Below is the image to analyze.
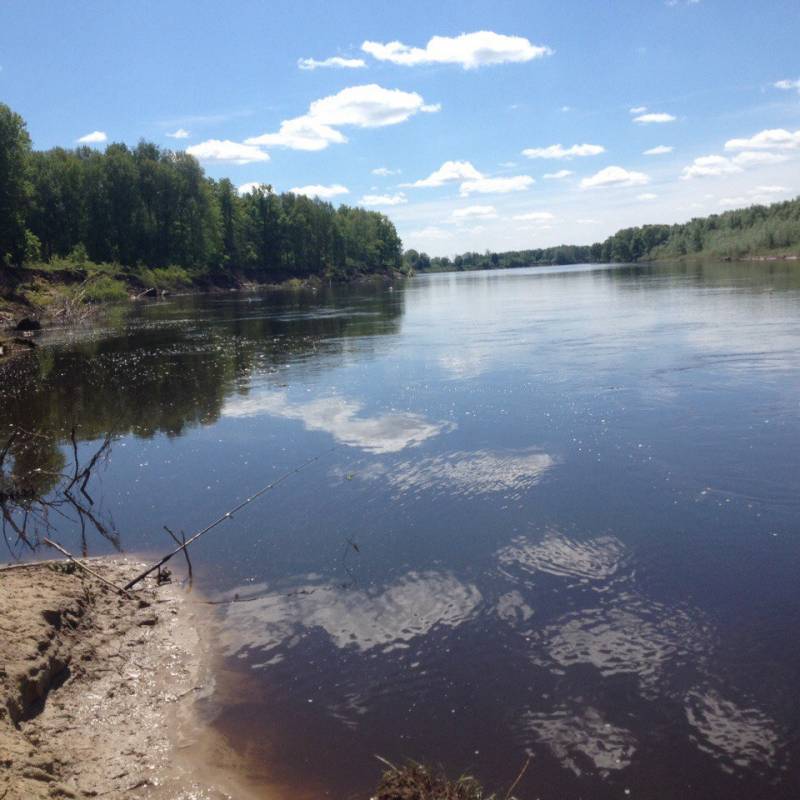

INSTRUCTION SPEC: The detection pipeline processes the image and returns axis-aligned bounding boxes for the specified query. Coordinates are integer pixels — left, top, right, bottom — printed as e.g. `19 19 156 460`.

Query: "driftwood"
43 537 136 599
124 445 338 590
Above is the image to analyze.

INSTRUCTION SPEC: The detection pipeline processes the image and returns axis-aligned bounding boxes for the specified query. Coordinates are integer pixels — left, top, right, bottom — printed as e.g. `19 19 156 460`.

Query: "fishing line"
124 444 340 590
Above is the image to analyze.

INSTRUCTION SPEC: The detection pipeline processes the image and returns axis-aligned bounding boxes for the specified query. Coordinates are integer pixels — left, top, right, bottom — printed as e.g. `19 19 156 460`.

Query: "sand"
0 557 264 800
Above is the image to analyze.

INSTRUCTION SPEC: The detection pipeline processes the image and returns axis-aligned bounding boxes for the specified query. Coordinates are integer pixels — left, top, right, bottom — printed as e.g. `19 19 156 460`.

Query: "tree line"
407 197 800 272
0 103 403 280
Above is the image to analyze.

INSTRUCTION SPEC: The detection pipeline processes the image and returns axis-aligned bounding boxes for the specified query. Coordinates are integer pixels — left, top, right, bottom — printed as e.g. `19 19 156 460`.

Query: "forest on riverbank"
408 195 800 273
0 102 404 306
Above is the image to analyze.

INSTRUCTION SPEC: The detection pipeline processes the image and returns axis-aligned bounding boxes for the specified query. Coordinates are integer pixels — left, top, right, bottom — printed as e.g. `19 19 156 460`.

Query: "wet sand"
0 557 266 799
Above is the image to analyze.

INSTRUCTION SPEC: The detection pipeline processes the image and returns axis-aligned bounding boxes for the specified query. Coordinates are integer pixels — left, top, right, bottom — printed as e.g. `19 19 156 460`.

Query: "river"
2 261 800 799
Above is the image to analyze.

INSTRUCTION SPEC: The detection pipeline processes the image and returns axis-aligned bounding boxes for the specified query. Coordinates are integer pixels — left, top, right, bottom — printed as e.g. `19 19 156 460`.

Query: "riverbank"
0 262 406 338
0 558 263 800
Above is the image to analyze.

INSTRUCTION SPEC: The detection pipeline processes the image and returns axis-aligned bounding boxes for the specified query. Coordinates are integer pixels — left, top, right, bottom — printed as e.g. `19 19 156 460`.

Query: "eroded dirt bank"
0 558 265 800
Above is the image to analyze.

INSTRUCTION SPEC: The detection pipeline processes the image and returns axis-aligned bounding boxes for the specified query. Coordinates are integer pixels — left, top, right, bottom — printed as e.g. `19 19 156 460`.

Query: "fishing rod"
124 444 339 590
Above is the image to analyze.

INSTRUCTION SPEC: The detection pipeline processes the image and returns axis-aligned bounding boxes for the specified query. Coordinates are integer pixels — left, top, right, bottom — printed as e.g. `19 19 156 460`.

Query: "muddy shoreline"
0 558 265 800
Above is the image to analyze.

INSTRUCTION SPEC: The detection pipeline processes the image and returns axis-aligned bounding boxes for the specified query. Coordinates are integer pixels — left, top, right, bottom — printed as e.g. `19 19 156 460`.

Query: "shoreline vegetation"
2 99 799 335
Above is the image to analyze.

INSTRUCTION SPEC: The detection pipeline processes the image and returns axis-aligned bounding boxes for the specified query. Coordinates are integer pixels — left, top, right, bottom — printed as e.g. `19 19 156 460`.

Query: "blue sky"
2 0 799 255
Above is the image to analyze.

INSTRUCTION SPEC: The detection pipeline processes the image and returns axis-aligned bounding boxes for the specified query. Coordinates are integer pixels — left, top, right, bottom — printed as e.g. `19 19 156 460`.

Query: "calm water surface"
2 262 800 798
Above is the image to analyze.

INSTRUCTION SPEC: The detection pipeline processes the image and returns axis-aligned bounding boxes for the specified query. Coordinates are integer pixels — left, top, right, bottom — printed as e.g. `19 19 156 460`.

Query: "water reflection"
223 392 453 454
497 531 625 584
521 706 637 776
217 570 482 659
356 448 555 497
685 687 781 775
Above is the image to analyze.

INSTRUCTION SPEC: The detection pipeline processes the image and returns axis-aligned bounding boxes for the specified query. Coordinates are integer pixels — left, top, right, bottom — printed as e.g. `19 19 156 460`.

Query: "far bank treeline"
407 195 800 273
0 103 403 286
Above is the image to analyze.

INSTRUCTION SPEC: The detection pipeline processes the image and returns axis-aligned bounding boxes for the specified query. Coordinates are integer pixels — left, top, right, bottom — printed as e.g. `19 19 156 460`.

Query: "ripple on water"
531 592 712 697
520 705 637 777
684 686 781 775
216 570 483 660
497 530 627 585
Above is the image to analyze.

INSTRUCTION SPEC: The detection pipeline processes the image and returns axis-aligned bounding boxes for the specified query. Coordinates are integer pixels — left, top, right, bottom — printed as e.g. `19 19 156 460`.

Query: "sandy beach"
0 557 263 800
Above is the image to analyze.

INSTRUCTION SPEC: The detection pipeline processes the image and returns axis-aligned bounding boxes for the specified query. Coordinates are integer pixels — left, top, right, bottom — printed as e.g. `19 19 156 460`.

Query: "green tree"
0 103 32 265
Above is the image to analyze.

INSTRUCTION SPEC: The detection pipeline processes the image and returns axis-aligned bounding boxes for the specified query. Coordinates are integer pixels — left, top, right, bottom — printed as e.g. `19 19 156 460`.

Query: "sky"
1 0 799 256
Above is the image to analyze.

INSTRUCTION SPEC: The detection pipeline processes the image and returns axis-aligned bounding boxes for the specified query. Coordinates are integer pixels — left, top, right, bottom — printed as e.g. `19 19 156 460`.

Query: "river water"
2 262 800 798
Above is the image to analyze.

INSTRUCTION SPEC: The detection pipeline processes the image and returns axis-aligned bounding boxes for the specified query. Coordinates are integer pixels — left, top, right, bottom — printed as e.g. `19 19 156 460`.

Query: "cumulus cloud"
359 192 407 206
77 130 107 143
543 169 574 180
371 166 401 176
186 139 269 164
289 184 349 199
298 55 366 70
237 181 268 195
681 155 742 179
724 128 800 151
633 112 676 124
774 78 800 93
405 160 483 188
513 211 555 221
732 151 789 166
720 185 792 207
166 128 190 139
245 84 438 152
459 175 535 196
451 205 498 220
522 143 605 160
637 193 658 200
629 105 648 114
361 31 552 70
644 145 673 155
409 226 452 240
581 166 650 189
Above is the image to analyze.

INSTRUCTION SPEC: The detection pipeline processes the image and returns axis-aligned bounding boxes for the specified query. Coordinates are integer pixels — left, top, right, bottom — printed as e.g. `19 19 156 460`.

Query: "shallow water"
3 262 800 798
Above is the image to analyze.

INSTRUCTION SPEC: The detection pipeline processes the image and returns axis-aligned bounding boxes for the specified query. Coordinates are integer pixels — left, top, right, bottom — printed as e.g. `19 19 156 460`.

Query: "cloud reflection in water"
223 392 454 453
217 571 482 661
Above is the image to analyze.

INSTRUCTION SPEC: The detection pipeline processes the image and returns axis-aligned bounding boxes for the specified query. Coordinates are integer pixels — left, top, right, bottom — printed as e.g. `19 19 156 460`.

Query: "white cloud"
681 155 742 179
732 151 789 166
361 31 553 70
724 128 800 151
77 130 107 143
371 166 401 176
720 185 793 207
359 192 407 206
513 211 555 222
237 181 268 195
405 160 483 188
522 143 605 160
633 112 676 124
643 145 673 155
637 193 658 201
166 128 190 139
580 166 650 189
774 78 800 93
289 184 349 199
459 175 535 196
409 226 452 240
577 218 600 224
629 105 648 114
186 139 269 164
297 55 366 70
245 84 438 152
421 103 442 113
451 205 498 220
543 169 574 180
